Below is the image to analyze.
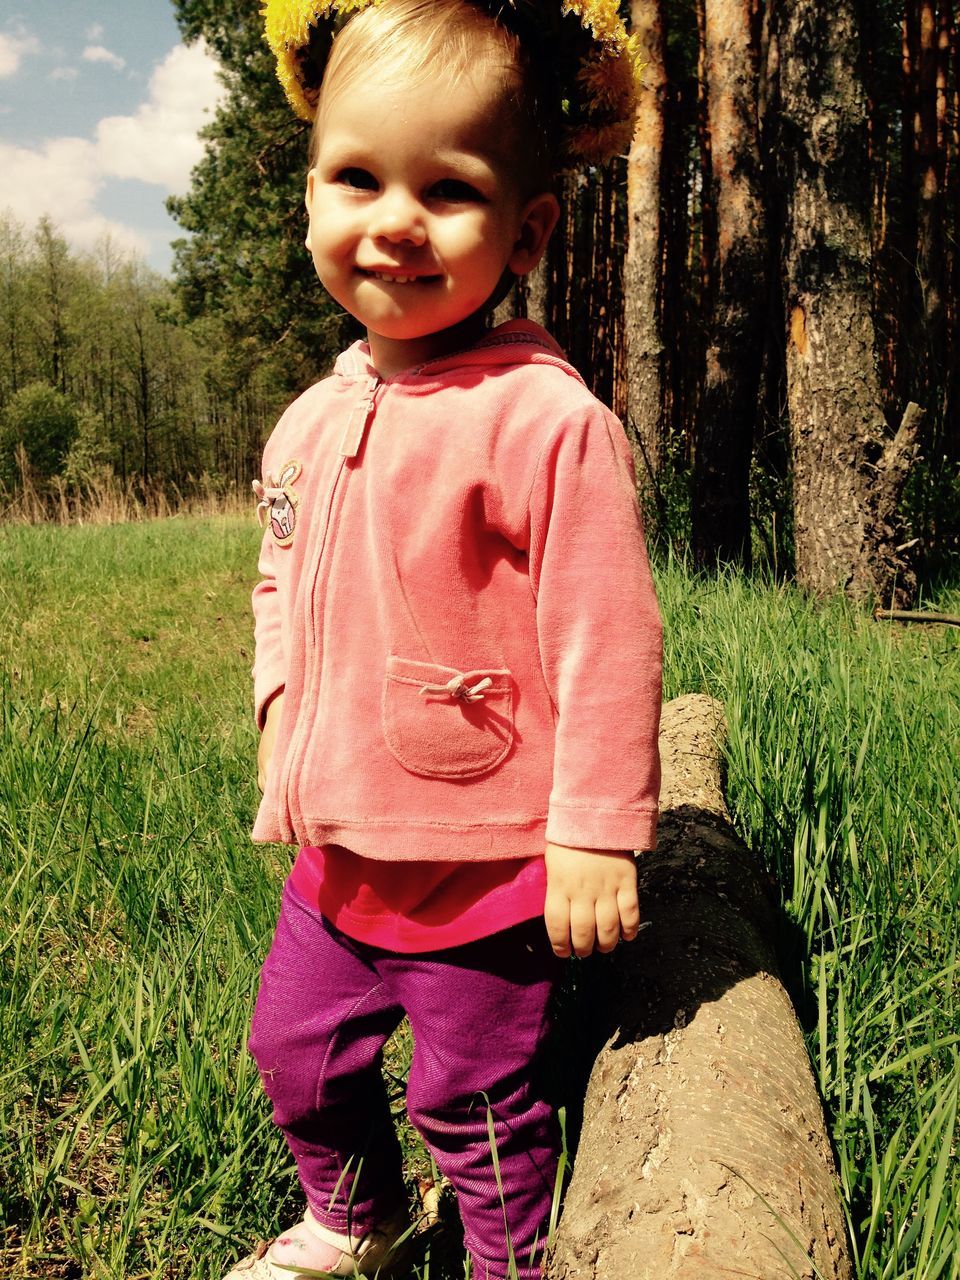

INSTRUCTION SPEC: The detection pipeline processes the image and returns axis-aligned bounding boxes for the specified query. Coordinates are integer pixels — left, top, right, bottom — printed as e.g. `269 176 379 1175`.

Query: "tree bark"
691 0 768 569
625 0 668 534
696 0 717 317
917 0 947 424
891 0 917 423
656 13 696 472
522 257 549 330
776 3 921 605
861 2 899 417
589 166 615 411
547 694 852 1280
938 0 957 450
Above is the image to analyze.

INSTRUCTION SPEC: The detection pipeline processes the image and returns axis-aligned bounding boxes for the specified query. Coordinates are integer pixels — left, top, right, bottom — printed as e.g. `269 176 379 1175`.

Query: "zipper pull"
338 380 380 458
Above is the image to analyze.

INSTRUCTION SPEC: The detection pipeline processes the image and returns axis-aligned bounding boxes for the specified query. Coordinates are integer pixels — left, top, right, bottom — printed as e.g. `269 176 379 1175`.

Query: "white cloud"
50 67 79 83
86 23 105 41
0 40 224 262
96 41 224 194
82 45 126 72
0 137 149 258
0 30 40 79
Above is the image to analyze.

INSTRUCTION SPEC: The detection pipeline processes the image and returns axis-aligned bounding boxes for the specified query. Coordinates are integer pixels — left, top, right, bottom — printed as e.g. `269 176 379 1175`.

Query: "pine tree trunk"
691 0 767 569
523 258 548 329
862 0 892 390
696 0 716 310
609 163 629 423
917 0 947 427
625 0 667 533
951 3 960 456
589 167 615 410
897 1 921 420
546 695 852 1280
939 0 958 452
659 9 691 475
777 3 922 605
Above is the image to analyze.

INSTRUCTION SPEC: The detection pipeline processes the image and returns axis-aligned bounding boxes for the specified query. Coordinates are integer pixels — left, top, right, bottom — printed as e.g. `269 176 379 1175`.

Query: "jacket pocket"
382 656 515 779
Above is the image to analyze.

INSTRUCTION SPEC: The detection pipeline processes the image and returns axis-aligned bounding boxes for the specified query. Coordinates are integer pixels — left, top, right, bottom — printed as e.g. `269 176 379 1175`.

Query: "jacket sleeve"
251 525 287 730
527 405 662 851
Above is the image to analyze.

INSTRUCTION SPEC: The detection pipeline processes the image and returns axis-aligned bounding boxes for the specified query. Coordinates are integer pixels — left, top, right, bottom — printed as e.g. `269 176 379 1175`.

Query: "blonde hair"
309 0 556 191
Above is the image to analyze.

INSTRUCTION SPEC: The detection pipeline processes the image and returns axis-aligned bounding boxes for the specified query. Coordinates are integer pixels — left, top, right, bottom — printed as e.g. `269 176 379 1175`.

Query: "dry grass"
0 460 250 527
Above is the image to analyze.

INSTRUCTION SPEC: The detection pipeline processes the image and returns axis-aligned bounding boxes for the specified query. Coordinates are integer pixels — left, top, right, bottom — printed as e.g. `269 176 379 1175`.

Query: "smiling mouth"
359 269 442 284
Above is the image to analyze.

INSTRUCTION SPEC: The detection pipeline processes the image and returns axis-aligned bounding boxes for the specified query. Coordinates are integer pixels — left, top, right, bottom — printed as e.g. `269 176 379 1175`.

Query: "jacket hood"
332 320 584 387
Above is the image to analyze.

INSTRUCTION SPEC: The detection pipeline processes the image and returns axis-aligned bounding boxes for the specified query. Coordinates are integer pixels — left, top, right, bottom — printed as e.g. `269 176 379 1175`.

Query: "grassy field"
1 517 958 1279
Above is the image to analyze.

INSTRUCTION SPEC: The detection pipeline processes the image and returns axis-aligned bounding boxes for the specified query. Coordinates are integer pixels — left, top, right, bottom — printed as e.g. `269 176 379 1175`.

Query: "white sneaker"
223 1206 413 1279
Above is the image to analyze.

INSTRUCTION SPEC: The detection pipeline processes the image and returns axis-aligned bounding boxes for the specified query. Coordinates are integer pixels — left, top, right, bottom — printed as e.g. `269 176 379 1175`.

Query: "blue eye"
337 168 377 190
430 179 484 203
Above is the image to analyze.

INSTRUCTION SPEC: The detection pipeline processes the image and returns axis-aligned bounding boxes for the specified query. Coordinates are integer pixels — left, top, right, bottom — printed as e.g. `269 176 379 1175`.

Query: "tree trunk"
625 0 668 534
656 19 695 472
589 166 615 411
691 0 768 569
36 218 70 396
522 257 549 330
777 3 922 605
0 218 27 399
862 2 898 418
917 0 947 425
952 0 960 455
695 0 716 324
897 0 920 419
938 0 958 451
546 694 852 1280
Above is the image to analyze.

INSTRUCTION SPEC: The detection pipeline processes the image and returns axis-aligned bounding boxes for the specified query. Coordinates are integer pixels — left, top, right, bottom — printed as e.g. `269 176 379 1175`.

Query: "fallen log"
873 608 960 627
547 694 852 1280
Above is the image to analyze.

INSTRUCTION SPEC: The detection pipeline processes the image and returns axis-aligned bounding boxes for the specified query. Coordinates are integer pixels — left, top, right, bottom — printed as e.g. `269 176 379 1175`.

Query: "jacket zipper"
277 377 382 841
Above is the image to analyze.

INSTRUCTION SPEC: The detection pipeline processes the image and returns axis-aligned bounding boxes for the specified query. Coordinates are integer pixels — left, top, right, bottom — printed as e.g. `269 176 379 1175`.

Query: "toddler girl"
230 1 662 1276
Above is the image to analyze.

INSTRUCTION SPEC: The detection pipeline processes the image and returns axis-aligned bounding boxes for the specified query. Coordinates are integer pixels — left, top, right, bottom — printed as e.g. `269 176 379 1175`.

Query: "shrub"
0 382 80 490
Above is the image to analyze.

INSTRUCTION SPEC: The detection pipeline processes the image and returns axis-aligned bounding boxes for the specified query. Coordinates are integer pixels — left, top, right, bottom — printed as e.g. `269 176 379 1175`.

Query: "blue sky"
0 1 224 274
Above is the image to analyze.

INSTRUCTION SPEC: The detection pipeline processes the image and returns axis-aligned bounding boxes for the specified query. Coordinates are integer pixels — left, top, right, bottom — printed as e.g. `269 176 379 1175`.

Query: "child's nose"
369 189 427 246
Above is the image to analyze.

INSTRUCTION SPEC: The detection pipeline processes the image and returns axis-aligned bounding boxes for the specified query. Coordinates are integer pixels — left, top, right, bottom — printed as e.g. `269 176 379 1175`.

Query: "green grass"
1 520 958 1278
658 559 960 1279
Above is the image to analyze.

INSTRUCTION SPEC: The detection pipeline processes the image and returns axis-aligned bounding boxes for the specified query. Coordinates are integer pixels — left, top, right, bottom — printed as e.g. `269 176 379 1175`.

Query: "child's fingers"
594 899 621 953
544 890 573 957
617 884 641 940
569 899 597 958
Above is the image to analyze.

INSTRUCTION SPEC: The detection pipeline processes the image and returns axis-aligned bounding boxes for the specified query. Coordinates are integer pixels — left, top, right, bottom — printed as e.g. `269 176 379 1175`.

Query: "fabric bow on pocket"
382 656 515 779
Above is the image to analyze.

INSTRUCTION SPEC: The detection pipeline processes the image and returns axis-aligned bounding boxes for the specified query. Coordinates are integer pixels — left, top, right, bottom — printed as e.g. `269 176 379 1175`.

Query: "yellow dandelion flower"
262 0 643 164
562 0 625 46
626 34 649 93
576 48 637 113
565 117 634 166
262 0 379 118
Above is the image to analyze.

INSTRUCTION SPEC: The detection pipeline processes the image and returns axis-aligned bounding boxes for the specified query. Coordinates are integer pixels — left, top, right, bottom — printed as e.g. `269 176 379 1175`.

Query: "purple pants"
248 881 560 1280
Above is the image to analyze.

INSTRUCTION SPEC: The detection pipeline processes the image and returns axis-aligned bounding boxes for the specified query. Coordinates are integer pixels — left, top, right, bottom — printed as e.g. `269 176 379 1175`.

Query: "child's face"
305 68 556 374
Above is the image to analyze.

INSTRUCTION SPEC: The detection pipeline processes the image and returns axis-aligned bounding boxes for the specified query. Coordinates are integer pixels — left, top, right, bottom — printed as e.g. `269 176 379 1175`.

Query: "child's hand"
258 691 285 793
543 842 640 958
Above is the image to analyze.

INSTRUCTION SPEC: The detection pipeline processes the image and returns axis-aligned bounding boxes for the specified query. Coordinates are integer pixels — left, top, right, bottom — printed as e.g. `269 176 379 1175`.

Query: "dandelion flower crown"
261 0 644 167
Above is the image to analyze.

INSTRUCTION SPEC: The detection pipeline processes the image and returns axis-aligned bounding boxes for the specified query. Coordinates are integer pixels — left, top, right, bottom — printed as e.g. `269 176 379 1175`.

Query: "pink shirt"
290 844 546 952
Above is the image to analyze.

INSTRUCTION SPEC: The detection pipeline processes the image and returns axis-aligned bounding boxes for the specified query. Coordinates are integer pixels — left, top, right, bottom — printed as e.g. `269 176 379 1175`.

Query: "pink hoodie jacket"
251 320 662 859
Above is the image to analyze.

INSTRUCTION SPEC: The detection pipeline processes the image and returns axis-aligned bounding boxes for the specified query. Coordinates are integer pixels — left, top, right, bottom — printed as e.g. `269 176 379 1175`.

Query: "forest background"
2 0 959 601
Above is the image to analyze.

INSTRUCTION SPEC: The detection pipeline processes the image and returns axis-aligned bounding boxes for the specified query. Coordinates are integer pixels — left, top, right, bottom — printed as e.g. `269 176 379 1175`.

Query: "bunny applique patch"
253 459 302 546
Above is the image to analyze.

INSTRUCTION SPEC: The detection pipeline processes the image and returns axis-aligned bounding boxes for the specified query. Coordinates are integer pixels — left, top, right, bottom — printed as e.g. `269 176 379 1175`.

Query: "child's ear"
508 192 561 276
304 168 317 251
